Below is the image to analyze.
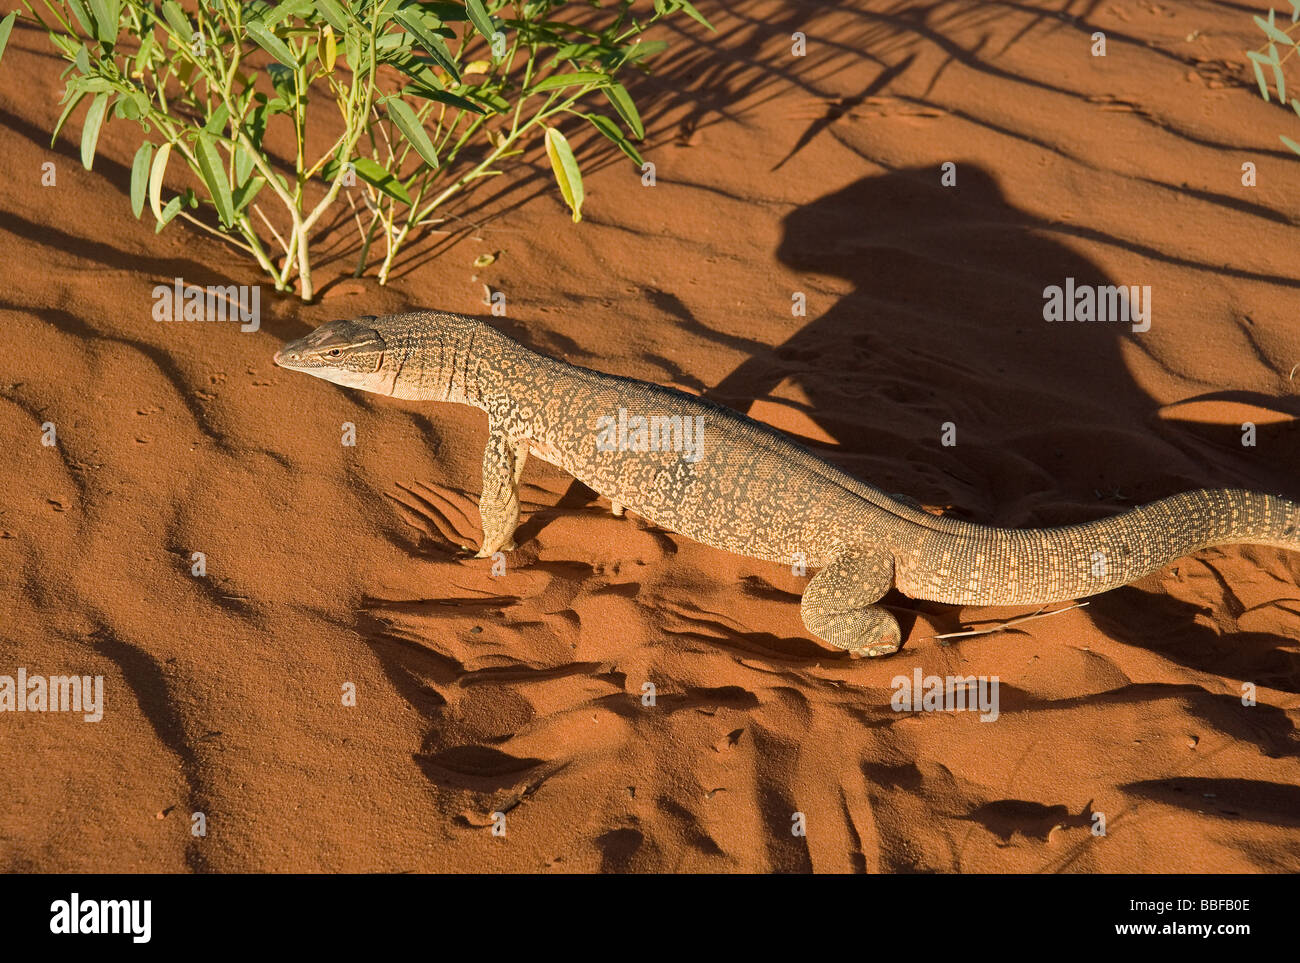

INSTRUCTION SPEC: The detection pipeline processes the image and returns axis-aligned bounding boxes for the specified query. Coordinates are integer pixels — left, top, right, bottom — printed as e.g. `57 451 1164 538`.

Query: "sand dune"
1 0 1298 872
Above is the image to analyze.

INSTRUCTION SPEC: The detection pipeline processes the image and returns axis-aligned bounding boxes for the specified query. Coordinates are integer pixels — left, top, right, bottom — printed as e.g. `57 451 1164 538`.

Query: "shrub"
1 0 711 299
1248 4 1300 156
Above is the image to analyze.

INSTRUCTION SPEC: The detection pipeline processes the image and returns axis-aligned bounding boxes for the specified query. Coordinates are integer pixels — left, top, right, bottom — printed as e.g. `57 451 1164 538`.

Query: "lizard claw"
849 638 902 658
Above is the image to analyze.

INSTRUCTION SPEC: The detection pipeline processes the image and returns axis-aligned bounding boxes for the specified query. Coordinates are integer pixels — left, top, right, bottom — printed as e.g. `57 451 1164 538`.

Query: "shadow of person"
706 164 1299 526
525 165 1298 656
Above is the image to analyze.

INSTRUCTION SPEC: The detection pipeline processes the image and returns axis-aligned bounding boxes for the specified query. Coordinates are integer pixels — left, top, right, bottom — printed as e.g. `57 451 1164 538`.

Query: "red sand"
1 1 1298 872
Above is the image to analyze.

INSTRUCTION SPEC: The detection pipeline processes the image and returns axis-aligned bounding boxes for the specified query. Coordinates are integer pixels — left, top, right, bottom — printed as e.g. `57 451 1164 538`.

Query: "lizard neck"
382 313 527 410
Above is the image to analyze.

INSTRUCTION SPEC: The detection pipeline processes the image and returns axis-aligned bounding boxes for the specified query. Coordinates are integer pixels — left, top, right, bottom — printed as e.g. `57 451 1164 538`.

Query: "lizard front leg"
800 548 901 657
476 426 529 557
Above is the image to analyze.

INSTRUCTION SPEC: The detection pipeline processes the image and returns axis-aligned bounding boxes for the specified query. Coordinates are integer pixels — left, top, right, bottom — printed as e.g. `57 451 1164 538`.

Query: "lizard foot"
474 540 516 558
800 548 901 658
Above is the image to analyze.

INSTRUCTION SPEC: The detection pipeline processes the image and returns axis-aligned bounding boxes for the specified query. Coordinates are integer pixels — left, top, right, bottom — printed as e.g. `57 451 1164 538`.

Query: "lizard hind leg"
800 548 902 658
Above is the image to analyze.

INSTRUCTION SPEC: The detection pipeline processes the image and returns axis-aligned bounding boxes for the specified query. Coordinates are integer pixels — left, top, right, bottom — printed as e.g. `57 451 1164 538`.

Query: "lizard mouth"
271 344 319 367
273 319 384 371
273 335 320 369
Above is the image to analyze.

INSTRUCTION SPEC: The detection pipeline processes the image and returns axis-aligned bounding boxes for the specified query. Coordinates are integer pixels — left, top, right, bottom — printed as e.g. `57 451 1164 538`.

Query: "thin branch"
252 203 289 255
922 602 1090 642
175 210 254 255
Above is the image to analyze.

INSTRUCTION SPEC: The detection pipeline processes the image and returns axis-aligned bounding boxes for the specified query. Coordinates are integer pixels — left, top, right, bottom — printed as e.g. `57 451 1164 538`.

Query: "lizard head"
273 317 392 393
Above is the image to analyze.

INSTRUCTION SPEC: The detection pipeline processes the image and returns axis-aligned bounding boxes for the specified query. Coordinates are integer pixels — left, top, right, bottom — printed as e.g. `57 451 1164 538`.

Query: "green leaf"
244 100 270 149
1253 59 1271 102
351 156 412 204
232 176 266 215
246 21 297 67
543 126 583 223
470 89 511 113
675 1 716 31
585 112 643 166
403 85 486 113
114 89 148 120
195 131 235 226
0 12 17 65
80 92 109 169
623 39 668 62
70 75 116 94
50 32 80 58
464 0 495 42
1274 60 1287 102
313 0 349 32
1291 97 1300 117
149 141 171 220
51 90 86 146
156 194 182 231
66 0 95 36
266 63 295 100
160 1 190 38
129 141 153 218
343 27 360 69
419 2 468 21
1281 133 1300 156
531 70 606 92
133 29 156 74
264 0 314 26
602 82 644 139
394 10 460 81
550 41 595 64
235 141 258 185
386 52 443 90
1254 14 1296 47
204 102 231 135
87 0 120 44
383 96 439 168
372 0 404 29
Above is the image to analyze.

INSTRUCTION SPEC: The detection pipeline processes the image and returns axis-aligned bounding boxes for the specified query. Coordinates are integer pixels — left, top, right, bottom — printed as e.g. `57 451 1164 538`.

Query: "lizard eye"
328 348 342 357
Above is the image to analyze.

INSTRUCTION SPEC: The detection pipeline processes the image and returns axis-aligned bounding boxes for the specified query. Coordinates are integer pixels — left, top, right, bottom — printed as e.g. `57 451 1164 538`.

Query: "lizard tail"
891 488 1300 606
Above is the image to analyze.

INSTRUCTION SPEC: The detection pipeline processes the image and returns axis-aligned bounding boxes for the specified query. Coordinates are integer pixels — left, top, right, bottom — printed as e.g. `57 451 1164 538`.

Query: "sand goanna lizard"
274 310 1300 657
